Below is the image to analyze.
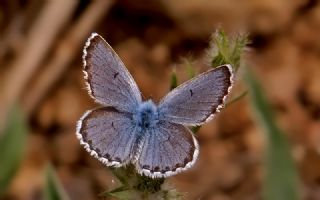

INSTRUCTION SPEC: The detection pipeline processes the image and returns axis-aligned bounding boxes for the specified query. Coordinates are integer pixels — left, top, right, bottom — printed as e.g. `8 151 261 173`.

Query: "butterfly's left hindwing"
76 107 138 167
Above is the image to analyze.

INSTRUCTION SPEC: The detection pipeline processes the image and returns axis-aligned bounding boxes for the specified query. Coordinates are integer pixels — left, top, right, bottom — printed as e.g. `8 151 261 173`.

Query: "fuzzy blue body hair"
133 100 159 132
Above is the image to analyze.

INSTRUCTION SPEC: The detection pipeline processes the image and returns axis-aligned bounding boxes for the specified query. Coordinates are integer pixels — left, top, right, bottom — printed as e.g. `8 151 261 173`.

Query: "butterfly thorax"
133 100 159 132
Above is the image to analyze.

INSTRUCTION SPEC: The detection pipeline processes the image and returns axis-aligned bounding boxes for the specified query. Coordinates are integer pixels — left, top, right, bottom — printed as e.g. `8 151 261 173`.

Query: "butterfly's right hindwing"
135 121 199 178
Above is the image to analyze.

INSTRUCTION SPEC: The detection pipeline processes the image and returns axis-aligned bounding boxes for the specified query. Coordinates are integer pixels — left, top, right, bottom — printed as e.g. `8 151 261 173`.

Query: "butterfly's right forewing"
83 33 142 112
158 65 233 126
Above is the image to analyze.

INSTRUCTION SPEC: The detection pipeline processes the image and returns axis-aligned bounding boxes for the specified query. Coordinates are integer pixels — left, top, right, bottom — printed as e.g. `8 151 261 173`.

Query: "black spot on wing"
111 122 115 130
114 72 119 79
189 89 193 97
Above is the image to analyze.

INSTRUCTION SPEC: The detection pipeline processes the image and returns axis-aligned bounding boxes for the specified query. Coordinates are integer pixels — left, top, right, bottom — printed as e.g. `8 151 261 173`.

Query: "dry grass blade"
22 0 115 116
0 0 78 132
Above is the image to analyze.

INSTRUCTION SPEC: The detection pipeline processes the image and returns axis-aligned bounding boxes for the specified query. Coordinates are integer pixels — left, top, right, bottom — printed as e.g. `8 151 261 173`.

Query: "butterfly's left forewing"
135 121 199 178
83 33 141 112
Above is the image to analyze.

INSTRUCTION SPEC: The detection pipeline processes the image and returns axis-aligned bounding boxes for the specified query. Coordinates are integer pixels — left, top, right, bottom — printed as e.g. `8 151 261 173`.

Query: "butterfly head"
133 100 159 132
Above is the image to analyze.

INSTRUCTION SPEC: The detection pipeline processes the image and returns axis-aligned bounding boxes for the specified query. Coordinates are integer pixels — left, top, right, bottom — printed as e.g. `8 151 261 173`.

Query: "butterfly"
76 33 234 178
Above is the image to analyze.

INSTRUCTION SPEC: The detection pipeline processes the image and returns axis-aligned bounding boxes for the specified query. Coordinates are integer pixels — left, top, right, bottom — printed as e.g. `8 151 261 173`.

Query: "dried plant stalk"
0 0 78 131
22 0 115 116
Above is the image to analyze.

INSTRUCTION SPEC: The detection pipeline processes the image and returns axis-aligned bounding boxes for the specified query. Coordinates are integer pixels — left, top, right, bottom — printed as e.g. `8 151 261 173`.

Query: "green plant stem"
225 90 248 107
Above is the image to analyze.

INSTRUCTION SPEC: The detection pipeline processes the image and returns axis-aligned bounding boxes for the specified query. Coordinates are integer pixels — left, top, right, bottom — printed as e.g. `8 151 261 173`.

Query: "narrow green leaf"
170 68 178 90
209 28 248 70
230 34 248 69
106 186 129 194
0 106 27 196
111 167 131 186
225 90 248 107
108 189 141 200
246 70 299 200
100 185 130 198
211 29 230 67
191 126 201 133
44 165 70 200
181 58 196 79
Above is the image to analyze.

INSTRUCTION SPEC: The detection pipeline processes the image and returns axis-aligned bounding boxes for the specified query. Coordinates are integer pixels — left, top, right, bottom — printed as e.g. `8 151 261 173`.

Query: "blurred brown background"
0 0 320 199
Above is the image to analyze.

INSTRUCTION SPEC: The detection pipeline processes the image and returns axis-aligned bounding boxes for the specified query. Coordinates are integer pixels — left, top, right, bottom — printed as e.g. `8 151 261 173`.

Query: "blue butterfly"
76 33 234 178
